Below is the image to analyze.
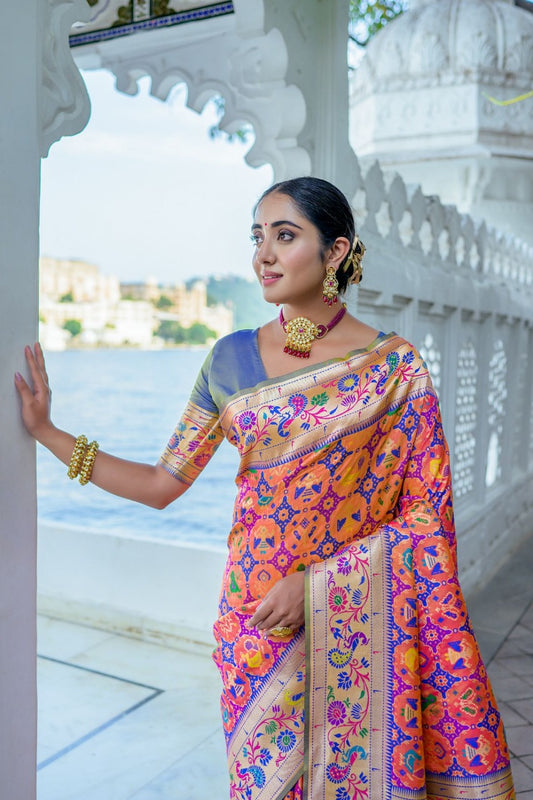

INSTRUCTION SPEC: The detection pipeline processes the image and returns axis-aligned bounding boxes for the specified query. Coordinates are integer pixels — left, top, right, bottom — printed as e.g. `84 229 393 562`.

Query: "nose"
255 235 275 264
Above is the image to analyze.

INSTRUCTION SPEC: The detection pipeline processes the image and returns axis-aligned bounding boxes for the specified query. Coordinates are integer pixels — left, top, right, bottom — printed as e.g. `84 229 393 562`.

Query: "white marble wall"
349 155 533 590
38 523 226 647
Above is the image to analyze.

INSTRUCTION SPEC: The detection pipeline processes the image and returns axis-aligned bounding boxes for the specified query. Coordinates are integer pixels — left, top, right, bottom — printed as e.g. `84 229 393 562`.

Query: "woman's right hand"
14 342 189 509
14 342 54 442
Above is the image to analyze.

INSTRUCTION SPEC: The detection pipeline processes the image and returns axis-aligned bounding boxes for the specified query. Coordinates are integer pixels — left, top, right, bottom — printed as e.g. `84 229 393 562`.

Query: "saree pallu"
159 331 515 800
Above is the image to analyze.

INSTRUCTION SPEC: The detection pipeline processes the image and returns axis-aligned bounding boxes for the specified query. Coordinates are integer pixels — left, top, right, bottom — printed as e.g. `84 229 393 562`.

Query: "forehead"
253 192 307 225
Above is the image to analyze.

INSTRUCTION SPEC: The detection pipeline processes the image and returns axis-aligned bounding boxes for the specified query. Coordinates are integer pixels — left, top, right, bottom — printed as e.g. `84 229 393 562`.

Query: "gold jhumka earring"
322 264 339 306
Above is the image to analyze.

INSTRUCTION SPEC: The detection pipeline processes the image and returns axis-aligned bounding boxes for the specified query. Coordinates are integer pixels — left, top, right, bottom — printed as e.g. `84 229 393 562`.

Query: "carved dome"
352 0 533 99
350 0 533 247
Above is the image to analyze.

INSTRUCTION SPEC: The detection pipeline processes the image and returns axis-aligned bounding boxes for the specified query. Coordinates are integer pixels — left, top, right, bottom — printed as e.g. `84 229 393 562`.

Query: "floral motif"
337 373 359 392
328 586 349 612
276 729 297 752
327 700 347 726
237 410 256 431
288 393 308 413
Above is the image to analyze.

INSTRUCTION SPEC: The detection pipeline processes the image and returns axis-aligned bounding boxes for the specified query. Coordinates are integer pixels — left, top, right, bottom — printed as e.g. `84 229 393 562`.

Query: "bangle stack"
67 435 88 479
67 434 99 485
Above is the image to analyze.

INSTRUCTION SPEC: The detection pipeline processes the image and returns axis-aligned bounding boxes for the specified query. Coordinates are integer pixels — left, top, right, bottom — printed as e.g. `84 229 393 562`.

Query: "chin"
261 287 283 304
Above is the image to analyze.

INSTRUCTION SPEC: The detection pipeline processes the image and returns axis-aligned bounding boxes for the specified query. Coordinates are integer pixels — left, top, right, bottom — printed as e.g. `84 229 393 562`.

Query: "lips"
261 271 282 285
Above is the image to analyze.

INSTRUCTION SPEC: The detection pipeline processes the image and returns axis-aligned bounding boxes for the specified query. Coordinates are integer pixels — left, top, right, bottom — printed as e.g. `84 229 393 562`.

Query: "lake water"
37 348 239 549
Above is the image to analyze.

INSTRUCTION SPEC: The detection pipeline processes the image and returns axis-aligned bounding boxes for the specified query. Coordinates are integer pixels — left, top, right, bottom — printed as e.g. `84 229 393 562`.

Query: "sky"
39 69 273 284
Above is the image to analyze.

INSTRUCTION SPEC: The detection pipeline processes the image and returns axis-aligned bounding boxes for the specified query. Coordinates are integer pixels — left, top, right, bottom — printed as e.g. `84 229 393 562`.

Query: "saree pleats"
160 332 515 799
306 514 514 800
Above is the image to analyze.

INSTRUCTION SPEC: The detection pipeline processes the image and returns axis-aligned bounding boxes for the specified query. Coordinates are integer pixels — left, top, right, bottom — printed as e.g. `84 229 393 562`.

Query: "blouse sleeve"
158 349 224 486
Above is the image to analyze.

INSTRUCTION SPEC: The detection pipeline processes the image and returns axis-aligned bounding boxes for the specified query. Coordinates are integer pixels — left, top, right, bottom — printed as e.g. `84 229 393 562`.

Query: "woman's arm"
15 343 188 509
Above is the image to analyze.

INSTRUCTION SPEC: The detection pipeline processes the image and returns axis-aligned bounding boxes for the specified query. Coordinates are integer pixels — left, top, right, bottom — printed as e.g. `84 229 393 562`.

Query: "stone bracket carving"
40 0 92 158
73 0 309 179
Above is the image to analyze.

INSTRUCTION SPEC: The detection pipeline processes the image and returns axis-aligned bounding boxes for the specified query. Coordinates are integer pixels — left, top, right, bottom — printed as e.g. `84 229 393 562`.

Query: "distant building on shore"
120 277 233 339
40 256 121 304
39 257 233 349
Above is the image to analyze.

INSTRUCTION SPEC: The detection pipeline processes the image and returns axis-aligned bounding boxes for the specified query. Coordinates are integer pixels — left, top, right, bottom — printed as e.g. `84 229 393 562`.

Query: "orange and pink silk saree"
160 330 514 800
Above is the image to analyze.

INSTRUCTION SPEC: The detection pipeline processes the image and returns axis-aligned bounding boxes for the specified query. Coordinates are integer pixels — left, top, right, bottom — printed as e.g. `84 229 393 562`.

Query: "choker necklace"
279 304 347 359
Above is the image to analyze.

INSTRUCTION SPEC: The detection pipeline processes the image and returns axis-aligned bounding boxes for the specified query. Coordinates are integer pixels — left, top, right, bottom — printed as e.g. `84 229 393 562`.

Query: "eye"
278 229 295 242
250 234 263 247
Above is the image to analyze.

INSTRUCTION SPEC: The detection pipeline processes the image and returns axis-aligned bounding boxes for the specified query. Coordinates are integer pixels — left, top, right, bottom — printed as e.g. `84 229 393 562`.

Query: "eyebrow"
251 220 304 231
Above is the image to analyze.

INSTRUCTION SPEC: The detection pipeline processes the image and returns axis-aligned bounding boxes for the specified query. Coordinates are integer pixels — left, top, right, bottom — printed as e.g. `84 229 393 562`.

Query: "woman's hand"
247 571 305 637
13 342 189 508
14 343 54 442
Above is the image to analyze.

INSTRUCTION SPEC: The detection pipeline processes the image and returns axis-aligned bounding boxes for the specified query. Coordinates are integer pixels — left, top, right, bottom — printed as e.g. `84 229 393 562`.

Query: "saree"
159 330 515 800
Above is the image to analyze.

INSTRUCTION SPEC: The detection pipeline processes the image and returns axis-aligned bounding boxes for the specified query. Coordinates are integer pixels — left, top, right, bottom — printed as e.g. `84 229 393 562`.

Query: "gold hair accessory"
279 304 347 358
344 235 366 284
79 440 99 486
67 435 88 479
322 264 339 306
270 626 293 638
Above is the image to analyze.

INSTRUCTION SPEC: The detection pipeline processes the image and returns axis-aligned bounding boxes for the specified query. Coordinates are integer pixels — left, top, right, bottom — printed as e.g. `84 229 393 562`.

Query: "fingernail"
15 372 22 382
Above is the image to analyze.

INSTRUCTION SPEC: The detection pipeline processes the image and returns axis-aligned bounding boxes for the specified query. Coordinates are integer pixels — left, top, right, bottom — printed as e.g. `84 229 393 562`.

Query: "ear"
325 236 351 269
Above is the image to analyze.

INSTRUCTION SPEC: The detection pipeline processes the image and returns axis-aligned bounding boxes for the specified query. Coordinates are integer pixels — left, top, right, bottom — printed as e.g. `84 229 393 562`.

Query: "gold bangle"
79 440 99 486
67 435 88 479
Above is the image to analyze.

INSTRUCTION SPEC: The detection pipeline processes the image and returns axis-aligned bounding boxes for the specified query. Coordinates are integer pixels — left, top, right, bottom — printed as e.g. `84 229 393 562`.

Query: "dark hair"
256 176 359 293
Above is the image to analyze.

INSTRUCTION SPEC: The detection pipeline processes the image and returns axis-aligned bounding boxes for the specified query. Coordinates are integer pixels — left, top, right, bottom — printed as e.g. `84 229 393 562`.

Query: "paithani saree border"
386 769 515 800
159 400 223 485
217 336 431 473
226 634 306 800
304 528 394 800
425 768 515 800
302 522 516 800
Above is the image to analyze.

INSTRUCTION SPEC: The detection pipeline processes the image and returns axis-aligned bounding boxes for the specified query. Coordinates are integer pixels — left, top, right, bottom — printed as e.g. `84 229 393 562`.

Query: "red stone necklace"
279 303 347 358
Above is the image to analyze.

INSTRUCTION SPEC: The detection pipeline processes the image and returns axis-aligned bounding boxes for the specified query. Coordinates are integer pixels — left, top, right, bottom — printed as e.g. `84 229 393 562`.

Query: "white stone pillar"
0 2 89 796
0 5 41 795
263 0 358 198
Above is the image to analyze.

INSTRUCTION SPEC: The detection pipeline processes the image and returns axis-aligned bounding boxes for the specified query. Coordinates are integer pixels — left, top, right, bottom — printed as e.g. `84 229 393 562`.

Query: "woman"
16 177 514 800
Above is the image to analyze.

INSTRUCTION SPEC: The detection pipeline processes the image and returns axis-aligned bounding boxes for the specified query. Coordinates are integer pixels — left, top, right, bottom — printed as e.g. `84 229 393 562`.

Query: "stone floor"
37 534 533 799
467 534 533 798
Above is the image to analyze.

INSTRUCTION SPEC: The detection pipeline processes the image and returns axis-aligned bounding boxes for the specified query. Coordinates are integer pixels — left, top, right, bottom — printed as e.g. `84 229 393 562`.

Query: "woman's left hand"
247 571 305 636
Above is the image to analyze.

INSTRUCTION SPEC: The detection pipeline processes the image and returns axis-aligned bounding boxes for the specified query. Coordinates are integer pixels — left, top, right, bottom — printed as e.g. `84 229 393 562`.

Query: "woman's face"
251 192 326 306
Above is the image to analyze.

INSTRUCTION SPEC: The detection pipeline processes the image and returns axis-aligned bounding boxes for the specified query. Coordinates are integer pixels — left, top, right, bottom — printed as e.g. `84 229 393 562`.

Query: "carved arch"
74 0 310 179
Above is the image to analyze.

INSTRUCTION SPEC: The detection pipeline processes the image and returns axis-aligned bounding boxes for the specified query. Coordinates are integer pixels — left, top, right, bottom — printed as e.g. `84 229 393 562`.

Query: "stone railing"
347 156 533 592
